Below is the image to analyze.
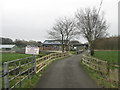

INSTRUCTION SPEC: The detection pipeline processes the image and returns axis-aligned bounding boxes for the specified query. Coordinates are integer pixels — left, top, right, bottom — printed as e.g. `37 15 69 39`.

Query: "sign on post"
25 46 39 55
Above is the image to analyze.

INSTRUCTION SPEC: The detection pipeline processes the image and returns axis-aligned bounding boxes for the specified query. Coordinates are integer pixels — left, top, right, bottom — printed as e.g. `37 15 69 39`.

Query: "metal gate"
3 55 36 89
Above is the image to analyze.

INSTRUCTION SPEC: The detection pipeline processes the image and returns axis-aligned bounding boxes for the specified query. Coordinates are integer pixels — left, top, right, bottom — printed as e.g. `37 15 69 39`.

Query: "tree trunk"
88 42 92 55
88 41 95 56
62 35 64 52
65 40 68 51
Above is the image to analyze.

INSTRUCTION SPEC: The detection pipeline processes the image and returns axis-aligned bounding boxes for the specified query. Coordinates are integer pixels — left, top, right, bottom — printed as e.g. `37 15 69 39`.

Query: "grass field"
93 51 118 64
2 53 47 63
2 53 32 63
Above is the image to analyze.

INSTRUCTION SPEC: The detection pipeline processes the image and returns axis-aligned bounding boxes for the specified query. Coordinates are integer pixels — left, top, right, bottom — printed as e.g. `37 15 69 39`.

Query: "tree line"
0 37 42 47
93 36 118 50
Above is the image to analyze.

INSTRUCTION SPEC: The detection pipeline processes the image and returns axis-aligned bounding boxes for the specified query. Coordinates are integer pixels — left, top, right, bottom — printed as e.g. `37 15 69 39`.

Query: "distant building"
71 43 88 51
40 40 70 51
0 45 18 53
69 40 88 51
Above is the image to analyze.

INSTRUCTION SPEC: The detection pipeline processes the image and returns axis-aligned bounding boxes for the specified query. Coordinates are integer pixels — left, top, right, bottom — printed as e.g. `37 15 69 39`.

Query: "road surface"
35 52 98 88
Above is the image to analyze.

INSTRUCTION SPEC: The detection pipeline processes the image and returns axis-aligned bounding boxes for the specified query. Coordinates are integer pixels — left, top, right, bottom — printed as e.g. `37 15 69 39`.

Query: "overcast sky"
0 0 119 43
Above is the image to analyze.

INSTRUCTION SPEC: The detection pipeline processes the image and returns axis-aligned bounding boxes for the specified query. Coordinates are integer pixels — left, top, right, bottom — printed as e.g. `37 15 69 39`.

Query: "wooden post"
34 55 36 73
55 53 56 59
31 55 33 72
107 61 110 76
4 62 9 89
28 57 30 79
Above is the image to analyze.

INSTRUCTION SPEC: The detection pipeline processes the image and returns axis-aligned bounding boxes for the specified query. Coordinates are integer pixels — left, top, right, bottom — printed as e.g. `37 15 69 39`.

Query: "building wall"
40 44 70 51
40 46 44 50
42 45 63 51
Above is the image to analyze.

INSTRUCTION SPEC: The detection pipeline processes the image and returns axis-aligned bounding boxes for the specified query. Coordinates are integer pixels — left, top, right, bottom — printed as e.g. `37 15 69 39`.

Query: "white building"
0 45 18 51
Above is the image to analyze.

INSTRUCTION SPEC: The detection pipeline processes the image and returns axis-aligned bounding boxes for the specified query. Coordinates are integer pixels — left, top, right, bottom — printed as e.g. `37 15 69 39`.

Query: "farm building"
0 45 18 52
69 40 88 51
71 44 88 51
40 40 70 51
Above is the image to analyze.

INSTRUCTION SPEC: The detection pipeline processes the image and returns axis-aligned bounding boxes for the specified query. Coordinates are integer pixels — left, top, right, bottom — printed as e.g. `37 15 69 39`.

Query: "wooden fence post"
107 61 110 76
55 53 56 59
4 62 9 89
34 55 36 73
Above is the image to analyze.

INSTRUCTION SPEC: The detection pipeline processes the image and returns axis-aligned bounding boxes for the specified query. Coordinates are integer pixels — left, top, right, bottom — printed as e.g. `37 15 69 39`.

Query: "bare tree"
75 8 108 55
48 17 77 52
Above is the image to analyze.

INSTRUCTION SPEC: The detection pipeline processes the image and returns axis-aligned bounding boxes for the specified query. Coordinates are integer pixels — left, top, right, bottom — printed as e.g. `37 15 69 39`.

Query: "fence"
36 52 69 73
2 52 69 89
81 55 119 88
3 56 36 89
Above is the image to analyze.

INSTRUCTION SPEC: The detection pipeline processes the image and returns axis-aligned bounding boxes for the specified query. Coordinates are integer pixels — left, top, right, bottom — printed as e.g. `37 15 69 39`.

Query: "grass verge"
80 62 116 88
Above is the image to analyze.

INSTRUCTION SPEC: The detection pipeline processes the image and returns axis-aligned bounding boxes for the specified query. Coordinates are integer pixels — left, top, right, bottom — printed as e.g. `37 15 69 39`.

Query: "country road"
35 52 98 88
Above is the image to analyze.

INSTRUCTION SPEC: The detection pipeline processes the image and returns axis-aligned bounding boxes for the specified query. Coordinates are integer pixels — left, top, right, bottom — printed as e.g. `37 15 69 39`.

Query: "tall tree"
75 8 108 55
48 17 77 52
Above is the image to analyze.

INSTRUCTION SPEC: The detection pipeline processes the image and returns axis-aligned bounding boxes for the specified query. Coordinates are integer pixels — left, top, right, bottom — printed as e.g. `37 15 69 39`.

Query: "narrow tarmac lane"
35 52 98 88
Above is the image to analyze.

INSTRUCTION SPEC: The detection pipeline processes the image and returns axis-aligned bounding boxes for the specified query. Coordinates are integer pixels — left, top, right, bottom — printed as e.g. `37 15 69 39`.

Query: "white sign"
25 46 39 55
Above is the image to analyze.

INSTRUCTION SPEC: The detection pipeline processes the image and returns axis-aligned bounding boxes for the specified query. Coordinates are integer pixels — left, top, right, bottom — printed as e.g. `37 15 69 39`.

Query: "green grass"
20 70 43 88
2 53 48 63
2 53 32 63
69 51 76 54
93 51 118 64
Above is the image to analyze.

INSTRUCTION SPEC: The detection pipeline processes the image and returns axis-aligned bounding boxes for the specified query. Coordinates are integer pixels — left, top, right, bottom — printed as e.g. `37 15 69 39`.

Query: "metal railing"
3 56 36 89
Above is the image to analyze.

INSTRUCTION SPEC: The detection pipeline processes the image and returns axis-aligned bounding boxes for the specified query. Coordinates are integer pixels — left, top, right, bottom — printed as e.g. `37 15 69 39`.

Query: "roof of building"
43 40 69 45
0 45 16 49
43 40 61 45
70 40 81 45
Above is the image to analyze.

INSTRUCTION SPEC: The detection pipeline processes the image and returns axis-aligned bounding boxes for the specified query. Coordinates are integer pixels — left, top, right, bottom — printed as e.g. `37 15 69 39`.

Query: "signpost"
25 46 39 55
25 45 39 73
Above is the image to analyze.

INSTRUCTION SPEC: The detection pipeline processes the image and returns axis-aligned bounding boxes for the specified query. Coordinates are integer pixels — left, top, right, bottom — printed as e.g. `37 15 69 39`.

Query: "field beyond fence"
93 51 118 64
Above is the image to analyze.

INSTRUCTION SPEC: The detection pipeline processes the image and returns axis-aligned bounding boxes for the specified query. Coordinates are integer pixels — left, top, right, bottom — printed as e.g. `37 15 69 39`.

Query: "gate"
3 55 36 89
